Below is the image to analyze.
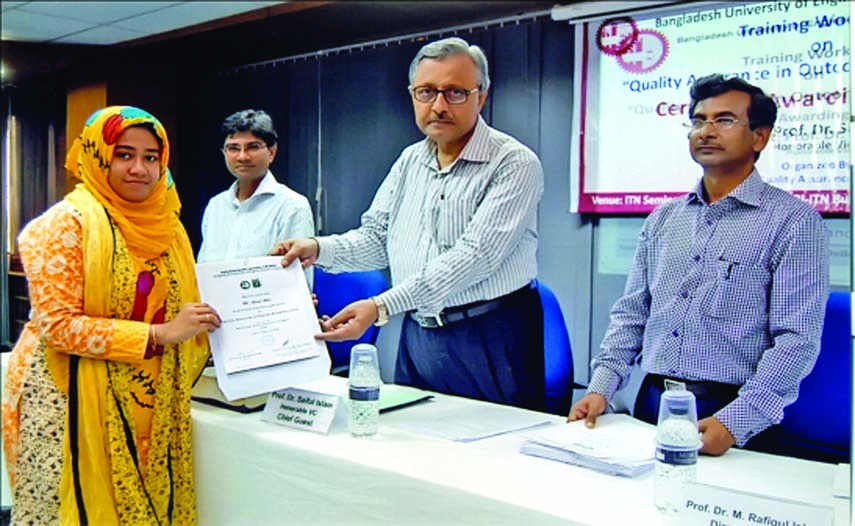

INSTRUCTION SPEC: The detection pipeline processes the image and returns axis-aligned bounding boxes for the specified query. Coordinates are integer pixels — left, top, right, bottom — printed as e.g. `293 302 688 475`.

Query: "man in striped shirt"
569 74 830 456
275 37 546 411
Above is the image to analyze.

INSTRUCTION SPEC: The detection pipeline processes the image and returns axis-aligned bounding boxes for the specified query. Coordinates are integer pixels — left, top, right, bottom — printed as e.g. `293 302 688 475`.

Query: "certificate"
196 257 322 374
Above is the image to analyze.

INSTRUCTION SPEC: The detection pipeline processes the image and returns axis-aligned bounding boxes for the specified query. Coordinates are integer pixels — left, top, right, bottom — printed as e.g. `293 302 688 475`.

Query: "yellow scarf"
49 106 209 525
64 105 180 260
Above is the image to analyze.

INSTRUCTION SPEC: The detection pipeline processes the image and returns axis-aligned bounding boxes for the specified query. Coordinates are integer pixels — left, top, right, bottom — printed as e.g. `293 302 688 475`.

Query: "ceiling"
0 1 558 85
0 0 303 83
1 1 291 45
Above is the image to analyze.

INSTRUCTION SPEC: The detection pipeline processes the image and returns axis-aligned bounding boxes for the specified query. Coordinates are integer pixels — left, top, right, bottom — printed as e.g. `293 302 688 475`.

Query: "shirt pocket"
702 257 771 320
431 198 467 251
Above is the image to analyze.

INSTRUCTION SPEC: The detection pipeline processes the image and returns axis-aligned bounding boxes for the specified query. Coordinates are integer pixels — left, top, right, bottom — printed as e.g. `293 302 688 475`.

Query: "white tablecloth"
191 377 851 526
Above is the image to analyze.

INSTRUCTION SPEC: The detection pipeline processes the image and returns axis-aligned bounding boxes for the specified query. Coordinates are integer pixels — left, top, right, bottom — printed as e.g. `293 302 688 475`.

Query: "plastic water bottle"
654 390 701 515
347 343 381 438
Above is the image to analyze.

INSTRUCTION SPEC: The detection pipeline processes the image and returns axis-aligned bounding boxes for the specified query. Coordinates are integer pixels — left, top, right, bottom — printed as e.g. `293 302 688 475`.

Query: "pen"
724 261 738 280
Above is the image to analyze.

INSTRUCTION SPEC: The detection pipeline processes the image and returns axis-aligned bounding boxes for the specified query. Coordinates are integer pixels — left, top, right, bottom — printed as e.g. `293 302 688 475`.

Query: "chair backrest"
313 267 388 373
536 280 575 416
778 291 851 464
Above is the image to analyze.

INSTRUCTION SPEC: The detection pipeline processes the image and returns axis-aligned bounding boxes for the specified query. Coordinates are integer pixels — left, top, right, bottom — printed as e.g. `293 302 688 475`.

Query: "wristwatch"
372 296 389 327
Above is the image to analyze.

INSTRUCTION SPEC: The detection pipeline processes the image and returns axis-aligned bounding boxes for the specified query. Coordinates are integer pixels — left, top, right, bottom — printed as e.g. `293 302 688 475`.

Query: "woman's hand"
156 303 221 345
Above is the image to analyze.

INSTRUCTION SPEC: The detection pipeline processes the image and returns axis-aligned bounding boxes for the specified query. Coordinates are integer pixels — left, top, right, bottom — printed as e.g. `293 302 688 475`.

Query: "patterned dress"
3 201 201 525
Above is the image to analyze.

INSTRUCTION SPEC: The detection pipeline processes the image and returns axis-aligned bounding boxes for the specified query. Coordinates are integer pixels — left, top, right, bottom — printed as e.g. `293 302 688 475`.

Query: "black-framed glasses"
682 117 750 133
223 142 267 155
409 86 480 105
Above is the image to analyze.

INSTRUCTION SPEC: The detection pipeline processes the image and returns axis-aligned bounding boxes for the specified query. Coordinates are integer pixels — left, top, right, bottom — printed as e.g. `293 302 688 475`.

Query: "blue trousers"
395 285 545 412
634 373 782 455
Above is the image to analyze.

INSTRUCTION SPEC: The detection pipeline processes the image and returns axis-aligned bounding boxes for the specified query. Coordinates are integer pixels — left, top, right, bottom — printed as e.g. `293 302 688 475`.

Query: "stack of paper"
192 367 269 413
520 414 656 477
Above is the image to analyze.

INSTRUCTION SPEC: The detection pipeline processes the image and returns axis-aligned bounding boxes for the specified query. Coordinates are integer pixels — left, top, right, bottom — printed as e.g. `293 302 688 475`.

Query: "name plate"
679 482 833 526
261 388 343 434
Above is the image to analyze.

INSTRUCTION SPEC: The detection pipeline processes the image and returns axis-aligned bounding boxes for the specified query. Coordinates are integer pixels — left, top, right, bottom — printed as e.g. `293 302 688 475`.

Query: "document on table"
388 402 552 442
196 257 330 400
520 413 656 477
833 463 850 498
378 384 434 414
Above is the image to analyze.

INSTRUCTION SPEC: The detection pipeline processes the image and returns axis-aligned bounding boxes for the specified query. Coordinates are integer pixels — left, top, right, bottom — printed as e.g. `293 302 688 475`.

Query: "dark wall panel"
177 65 293 251
285 59 320 212
534 20 593 383
489 23 542 154
4 83 64 232
318 43 422 234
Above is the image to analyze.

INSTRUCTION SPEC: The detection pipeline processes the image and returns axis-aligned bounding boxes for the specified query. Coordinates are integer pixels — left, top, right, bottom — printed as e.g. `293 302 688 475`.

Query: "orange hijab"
65 105 180 260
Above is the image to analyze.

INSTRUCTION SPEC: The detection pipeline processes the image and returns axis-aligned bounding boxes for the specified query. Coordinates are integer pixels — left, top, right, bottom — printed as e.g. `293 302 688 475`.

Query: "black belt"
409 282 535 329
644 373 740 399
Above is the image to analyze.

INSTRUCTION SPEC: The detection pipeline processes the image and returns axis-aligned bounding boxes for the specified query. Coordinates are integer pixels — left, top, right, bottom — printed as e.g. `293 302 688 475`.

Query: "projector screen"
570 0 851 214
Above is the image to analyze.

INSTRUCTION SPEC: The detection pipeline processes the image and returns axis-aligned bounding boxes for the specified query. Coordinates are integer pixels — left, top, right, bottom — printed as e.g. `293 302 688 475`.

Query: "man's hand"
698 416 736 456
567 393 608 428
315 299 377 341
270 238 319 268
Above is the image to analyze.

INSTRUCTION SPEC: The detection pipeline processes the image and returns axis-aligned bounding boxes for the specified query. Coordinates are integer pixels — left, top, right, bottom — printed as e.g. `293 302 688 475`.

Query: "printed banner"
571 0 851 214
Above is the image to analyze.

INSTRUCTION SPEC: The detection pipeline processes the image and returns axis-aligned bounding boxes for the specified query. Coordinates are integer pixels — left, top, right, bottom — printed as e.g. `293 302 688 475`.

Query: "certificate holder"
196 256 330 400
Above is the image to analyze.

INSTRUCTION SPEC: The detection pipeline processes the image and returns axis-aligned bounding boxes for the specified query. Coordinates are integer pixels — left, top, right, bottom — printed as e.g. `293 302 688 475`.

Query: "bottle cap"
657 390 697 421
348 343 380 382
655 389 701 449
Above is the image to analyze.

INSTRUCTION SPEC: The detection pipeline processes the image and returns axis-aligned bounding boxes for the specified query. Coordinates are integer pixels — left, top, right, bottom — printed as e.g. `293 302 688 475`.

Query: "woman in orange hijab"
3 106 220 525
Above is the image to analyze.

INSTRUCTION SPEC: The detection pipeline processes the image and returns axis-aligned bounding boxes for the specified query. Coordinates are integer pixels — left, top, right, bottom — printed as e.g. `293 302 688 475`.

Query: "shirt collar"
415 115 491 170
687 169 763 208
230 171 277 206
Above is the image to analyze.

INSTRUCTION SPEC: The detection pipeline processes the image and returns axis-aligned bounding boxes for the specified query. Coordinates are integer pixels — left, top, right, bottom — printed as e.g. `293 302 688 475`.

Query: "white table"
191 377 851 526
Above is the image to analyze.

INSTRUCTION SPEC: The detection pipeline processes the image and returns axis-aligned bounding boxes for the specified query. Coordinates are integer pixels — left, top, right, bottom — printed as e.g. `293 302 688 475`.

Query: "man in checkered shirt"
569 74 830 456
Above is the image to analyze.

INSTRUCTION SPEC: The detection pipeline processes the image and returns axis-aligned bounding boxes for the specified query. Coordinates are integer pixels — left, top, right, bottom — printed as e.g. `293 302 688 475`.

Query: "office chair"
536 280 583 416
313 267 388 375
778 291 851 464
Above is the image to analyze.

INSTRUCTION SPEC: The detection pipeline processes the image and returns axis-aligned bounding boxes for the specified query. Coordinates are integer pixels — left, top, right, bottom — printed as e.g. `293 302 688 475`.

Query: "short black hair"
221 109 278 147
688 74 777 130
689 74 777 161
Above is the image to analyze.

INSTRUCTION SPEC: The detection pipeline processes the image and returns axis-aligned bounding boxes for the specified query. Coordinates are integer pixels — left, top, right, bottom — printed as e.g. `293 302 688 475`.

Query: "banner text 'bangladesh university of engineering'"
571 0 850 214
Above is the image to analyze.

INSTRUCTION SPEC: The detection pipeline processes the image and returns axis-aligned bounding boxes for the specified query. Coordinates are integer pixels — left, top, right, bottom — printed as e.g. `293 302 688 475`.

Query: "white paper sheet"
388 402 552 442
833 463 851 499
196 256 330 400
520 413 656 477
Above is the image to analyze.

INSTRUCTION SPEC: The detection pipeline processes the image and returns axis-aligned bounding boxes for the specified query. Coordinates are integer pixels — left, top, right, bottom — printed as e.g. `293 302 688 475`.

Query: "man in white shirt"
198 110 315 273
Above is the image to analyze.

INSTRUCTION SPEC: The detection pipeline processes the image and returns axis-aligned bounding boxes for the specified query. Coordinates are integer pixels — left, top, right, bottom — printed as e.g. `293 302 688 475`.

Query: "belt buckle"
413 312 444 328
664 379 687 391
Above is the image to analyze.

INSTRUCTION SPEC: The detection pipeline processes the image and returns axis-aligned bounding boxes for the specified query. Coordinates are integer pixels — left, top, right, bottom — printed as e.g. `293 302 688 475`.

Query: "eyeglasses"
683 117 750 132
409 86 480 105
223 142 267 155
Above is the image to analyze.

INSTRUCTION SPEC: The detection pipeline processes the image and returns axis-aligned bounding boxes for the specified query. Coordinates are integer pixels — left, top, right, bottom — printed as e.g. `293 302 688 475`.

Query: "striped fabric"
588 170 830 446
316 116 543 316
